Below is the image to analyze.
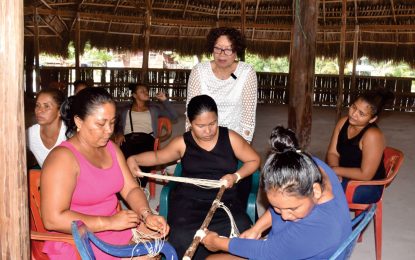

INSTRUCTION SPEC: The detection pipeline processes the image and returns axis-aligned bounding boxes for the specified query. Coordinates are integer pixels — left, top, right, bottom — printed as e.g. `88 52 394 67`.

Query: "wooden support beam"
390 0 397 24
39 0 53 9
351 25 359 103
25 40 35 96
241 0 246 61
38 15 63 41
24 7 415 32
107 0 122 33
254 0 260 22
56 15 69 32
75 12 80 80
354 0 358 24
336 0 347 121
0 0 29 258
288 0 318 149
141 0 152 83
34 8 40 92
183 0 190 18
216 0 222 20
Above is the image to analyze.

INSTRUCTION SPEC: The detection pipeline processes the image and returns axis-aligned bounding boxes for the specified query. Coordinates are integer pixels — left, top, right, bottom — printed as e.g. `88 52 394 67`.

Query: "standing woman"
128 95 260 259
28 88 67 167
186 27 257 143
41 88 169 259
117 83 178 186
326 88 394 203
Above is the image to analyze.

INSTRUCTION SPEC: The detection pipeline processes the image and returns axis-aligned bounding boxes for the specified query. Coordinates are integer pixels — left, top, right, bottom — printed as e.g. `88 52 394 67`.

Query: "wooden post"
75 13 81 80
240 0 246 62
351 25 359 104
288 0 319 149
336 0 347 121
141 0 152 83
0 0 30 259
34 8 40 91
25 41 35 97
141 17 150 83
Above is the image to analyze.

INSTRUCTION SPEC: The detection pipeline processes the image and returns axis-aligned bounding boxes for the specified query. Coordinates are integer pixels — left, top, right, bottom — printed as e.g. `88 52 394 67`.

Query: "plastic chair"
29 169 78 260
149 117 173 198
329 204 377 260
159 161 260 224
71 220 178 259
345 147 404 260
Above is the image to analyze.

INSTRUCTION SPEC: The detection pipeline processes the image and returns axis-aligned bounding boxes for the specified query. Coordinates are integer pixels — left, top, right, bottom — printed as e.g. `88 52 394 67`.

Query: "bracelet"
234 172 242 183
140 208 153 223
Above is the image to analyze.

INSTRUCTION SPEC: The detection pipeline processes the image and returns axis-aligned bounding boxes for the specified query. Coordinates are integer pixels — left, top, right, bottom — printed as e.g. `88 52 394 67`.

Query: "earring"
77 127 80 132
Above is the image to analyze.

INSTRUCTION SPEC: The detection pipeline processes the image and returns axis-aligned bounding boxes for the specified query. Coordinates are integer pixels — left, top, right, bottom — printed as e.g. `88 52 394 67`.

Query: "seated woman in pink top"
41 87 169 259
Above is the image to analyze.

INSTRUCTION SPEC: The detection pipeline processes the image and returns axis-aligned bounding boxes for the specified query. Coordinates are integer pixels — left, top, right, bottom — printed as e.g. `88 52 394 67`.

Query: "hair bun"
269 126 299 153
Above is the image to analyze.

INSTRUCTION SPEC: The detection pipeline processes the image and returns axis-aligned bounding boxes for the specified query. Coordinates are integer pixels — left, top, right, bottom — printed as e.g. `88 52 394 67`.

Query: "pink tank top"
43 141 132 259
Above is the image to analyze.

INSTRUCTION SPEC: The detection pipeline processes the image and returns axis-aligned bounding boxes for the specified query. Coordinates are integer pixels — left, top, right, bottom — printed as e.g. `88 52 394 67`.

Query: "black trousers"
120 132 155 187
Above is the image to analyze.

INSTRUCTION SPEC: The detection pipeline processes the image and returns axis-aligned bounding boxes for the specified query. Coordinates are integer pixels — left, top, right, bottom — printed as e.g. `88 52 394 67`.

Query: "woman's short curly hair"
206 27 246 59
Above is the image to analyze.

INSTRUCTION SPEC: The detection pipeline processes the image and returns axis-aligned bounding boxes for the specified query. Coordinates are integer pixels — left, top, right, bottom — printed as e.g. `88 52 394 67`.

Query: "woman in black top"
127 95 260 259
326 88 394 203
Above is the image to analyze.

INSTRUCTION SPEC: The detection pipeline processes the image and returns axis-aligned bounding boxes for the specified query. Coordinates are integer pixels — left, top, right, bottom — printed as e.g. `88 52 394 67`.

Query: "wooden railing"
36 67 415 112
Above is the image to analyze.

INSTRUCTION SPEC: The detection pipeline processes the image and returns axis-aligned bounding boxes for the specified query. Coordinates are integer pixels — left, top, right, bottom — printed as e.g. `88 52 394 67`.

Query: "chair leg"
354 210 364 243
375 202 383 260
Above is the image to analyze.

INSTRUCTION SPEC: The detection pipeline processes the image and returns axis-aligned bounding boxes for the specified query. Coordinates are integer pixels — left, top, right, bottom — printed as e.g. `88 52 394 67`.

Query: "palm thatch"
24 0 415 64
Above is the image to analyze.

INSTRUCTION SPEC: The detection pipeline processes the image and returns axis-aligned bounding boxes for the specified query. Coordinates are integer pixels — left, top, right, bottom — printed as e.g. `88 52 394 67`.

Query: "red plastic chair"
149 117 173 198
29 169 79 259
345 147 404 260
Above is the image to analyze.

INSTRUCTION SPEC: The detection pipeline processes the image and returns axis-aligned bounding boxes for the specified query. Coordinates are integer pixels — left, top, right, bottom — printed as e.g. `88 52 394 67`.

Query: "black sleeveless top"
177 126 238 200
336 120 385 180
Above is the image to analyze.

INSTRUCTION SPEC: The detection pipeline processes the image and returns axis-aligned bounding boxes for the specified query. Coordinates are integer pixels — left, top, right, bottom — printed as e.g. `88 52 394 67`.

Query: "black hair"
128 82 149 94
356 88 394 118
36 88 66 109
187 95 218 123
73 80 90 94
61 87 115 138
73 80 87 87
262 126 322 197
206 27 246 59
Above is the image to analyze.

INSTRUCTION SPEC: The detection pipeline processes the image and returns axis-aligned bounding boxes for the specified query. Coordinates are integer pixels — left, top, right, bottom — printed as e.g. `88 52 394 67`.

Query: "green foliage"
245 53 289 73
43 45 415 80
315 57 339 74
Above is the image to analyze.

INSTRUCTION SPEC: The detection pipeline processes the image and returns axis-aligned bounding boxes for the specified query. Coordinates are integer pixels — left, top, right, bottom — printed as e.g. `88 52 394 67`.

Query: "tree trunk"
288 0 319 149
0 0 30 258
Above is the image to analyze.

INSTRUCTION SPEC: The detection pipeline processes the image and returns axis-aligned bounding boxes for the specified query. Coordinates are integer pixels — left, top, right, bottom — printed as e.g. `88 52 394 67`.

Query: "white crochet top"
27 122 67 167
186 61 257 142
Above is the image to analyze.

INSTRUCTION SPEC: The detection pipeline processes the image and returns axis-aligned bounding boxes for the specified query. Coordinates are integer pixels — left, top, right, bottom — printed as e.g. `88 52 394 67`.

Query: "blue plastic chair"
71 220 178 260
159 161 260 223
329 204 377 260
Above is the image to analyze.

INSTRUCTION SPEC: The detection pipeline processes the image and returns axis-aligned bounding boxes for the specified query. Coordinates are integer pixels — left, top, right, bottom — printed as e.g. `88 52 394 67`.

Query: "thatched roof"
24 0 415 64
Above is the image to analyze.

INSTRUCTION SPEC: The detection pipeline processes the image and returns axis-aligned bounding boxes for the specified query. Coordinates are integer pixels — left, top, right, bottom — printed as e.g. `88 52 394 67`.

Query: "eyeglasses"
213 47 234 56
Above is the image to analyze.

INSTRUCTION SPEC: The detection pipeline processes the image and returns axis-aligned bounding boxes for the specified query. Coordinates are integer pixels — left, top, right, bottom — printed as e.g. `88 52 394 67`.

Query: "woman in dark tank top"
326 88 394 203
127 95 260 259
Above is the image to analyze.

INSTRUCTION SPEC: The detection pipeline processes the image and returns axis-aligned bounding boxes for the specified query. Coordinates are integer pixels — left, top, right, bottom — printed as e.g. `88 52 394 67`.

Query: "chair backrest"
383 147 404 188
157 117 172 142
29 169 47 232
153 117 172 151
71 220 178 259
329 204 377 260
